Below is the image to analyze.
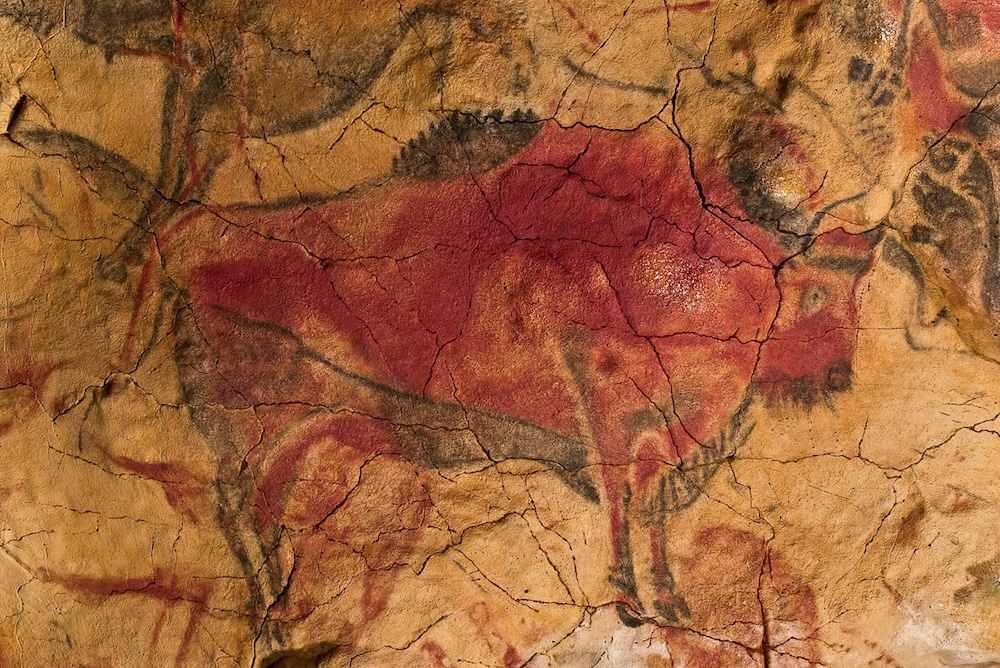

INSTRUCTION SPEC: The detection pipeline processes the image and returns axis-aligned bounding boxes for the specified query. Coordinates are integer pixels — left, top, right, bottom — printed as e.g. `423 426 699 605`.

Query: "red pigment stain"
43 567 209 662
120 235 161 365
552 0 601 44
907 30 969 134
0 361 64 414
421 641 451 667
251 415 396 531
661 525 821 665
107 454 203 522
924 0 1000 34
637 0 714 16
118 0 194 70
467 602 523 666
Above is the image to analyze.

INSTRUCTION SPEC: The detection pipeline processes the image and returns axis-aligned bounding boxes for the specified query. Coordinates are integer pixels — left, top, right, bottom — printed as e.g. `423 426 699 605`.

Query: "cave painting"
157 115 878 648
3 0 1000 665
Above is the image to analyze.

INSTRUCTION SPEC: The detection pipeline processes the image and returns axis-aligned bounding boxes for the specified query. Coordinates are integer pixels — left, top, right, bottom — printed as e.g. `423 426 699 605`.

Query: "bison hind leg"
649 517 691 625
607 485 643 609
653 595 691 624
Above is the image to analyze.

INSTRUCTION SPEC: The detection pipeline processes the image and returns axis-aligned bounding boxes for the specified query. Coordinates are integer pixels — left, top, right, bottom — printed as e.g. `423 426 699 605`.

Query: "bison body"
164 119 876 620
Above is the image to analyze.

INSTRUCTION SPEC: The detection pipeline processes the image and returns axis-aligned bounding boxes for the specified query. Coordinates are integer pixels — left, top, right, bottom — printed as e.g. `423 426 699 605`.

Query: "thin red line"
637 0 713 16
552 0 601 45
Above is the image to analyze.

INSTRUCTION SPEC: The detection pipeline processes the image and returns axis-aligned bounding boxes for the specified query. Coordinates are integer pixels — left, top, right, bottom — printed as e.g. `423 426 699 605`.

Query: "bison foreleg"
607 483 647 626
649 518 690 623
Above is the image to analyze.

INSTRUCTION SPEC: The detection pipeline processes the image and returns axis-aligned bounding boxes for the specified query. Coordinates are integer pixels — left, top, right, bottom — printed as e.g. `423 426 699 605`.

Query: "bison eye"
799 284 829 316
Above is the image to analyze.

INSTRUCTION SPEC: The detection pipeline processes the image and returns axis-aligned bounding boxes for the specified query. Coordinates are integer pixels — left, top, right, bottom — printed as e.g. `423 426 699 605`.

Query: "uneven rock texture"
1 1 999 666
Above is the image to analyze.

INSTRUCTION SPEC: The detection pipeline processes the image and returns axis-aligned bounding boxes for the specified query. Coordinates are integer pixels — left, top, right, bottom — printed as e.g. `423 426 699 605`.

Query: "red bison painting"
156 114 878 629
6 0 1000 663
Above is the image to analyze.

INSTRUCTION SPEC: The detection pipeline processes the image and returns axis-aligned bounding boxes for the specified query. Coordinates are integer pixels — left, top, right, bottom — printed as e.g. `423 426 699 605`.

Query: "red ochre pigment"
171 121 873 447
164 120 877 629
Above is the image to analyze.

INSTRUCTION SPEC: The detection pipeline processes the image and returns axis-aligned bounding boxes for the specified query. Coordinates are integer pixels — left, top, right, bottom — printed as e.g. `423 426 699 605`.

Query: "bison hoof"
608 568 640 604
616 603 645 628
654 594 691 623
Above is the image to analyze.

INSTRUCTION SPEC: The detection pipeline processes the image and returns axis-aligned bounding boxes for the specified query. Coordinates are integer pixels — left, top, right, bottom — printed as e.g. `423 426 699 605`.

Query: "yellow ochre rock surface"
1 1 999 666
